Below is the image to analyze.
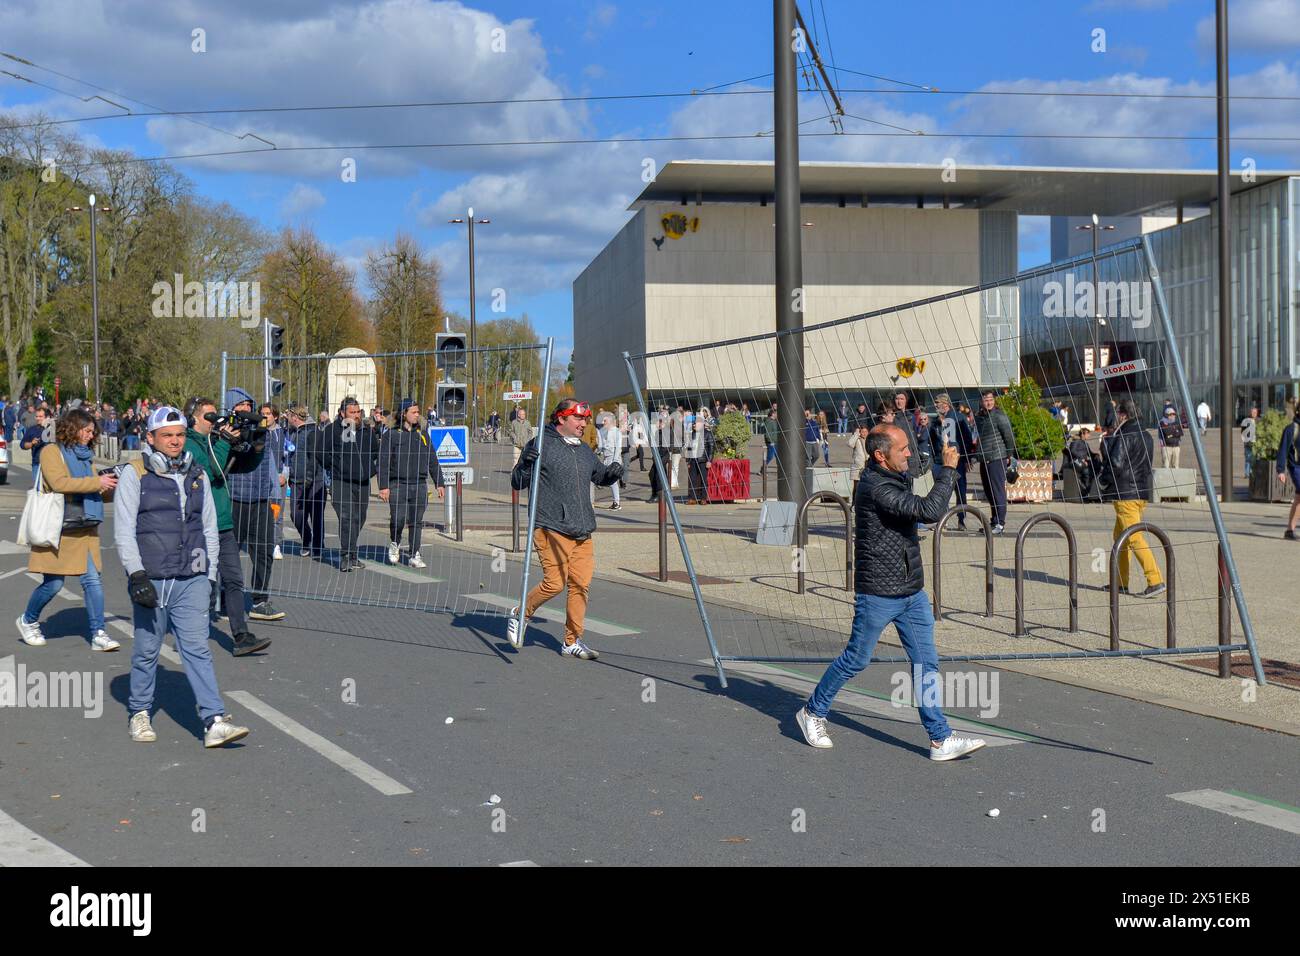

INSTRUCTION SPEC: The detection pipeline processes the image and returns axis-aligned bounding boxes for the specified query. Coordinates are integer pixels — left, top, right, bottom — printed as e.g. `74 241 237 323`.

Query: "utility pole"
1077 214 1115 425
449 209 490 434
87 194 102 406
774 0 806 505
1216 0 1234 498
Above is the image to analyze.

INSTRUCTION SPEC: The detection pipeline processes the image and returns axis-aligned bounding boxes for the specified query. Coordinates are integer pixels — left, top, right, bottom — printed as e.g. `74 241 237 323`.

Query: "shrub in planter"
712 411 752 460
995 377 1066 463
708 411 752 501
1250 409 1290 501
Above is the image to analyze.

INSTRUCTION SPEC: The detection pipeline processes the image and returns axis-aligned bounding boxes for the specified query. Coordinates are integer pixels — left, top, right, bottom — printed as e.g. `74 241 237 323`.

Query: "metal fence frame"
622 238 1268 686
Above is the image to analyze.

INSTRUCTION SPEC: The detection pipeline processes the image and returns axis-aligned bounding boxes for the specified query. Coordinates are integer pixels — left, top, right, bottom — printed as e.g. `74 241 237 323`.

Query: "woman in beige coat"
17 408 120 650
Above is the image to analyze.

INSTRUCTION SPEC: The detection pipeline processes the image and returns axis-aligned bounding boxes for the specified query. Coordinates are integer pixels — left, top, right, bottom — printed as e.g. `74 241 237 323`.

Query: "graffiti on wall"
652 212 702 250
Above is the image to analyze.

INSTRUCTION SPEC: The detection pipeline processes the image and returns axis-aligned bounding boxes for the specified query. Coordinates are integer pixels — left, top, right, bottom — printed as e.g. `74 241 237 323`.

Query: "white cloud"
278 183 325 220
1196 0 1300 52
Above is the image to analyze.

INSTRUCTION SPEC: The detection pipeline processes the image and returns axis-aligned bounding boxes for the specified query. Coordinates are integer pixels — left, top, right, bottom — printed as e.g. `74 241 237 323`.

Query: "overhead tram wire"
51 126 1300 171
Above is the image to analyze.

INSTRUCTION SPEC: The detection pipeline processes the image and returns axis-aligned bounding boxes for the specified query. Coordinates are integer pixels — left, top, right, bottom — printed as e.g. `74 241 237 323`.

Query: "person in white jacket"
597 414 624 510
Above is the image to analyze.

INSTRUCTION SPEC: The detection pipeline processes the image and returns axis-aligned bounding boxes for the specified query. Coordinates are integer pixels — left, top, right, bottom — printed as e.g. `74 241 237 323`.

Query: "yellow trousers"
1112 500 1163 589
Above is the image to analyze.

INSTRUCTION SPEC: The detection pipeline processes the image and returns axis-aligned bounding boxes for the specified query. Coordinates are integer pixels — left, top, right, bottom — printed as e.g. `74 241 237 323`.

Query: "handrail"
932 505 993 621
1109 521 1175 650
796 490 852 594
1014 513 1079 637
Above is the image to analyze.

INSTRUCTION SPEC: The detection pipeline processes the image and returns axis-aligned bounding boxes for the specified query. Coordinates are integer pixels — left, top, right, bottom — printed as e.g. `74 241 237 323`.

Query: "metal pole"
1218 543 1232 678
468 208 478 437
263 315 271 405
774 0 806 506
1216 0 1234 500
455 471 464 542
88 195 102 406
220 352 228 414
511 487 520 553
1143 235 1266 685
1092 224 1101 423
658 492 668 582
625 351 728 689
515 339 554 648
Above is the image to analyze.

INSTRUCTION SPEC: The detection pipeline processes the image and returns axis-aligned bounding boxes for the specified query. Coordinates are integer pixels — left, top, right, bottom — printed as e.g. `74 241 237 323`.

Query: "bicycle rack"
796 491 852 594
932 505 993 622
1109 521 1175 650
1014 513 1079 637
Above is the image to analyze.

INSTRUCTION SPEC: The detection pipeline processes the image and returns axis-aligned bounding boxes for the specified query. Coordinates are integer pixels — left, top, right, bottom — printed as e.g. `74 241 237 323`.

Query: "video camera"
204 409 267 447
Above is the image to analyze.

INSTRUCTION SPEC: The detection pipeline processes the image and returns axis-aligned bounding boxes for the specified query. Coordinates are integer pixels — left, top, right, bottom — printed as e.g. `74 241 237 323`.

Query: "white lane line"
0 566 31 580
499 859 540 866
0 807 91 867
717 659 1028 747
1169 790 1300 836
226 690 413 797
24 572 78 601
367 562 445 585
471 593 641 637
0 540 29 555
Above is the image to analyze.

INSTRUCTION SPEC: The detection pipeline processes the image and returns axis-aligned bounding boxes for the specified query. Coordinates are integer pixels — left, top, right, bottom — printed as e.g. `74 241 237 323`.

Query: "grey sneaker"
1139 583 1168 599
90 629 120 652
560 639 599 660
203 714 250 748
795 706 833 748
129 711 157 743
248 602 285 621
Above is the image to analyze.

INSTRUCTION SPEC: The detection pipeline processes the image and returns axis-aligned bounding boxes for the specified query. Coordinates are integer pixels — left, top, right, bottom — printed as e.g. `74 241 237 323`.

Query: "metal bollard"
658 493 668 582
455 471 464 542
1014 513 1078 637
1218 542 1231 678
795 491 852 595
511 487 520 553
932 505 993 622
1109 521 1175 651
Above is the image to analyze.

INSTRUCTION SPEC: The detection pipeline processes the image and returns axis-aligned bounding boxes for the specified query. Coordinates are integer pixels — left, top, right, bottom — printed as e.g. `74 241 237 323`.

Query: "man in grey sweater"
507 399 623 659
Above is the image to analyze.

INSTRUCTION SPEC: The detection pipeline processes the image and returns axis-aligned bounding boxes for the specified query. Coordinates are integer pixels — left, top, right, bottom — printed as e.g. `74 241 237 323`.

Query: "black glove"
605 461 625 483
128 571 158 608
520 445 539 466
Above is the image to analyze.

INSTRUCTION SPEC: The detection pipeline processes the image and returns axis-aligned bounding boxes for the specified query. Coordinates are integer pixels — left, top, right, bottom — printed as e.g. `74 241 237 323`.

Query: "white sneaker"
203 714 250 748
929 734 986 762
16 615 46 647
506 606 525 649
409 553 426 569
795 706 833 748
90 629 120 652
129 711 157 743
272 545 283 560
560 639 599 660
387 541 400 564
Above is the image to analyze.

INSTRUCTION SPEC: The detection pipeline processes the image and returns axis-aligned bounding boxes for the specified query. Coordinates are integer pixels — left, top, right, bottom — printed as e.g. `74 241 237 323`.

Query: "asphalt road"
1 459 1296 866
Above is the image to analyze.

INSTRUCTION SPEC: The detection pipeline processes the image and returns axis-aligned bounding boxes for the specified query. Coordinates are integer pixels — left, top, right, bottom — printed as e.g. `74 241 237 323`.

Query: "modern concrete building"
574 160 1300 419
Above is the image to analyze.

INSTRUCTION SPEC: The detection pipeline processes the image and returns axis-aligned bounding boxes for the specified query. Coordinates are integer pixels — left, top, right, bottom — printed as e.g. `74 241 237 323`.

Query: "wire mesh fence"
217 341 552 625
623 237 1265 686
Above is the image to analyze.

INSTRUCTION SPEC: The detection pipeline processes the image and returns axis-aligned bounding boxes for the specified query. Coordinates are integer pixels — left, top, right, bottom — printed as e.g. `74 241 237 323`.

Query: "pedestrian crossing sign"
429 425 469 465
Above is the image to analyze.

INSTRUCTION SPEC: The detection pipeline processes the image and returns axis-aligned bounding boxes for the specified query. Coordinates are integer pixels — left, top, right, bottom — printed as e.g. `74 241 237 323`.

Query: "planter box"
1006 459 1054 503
707 457 751 502
1250 463 1290 502
1152 467 1198 502
805 466 853 500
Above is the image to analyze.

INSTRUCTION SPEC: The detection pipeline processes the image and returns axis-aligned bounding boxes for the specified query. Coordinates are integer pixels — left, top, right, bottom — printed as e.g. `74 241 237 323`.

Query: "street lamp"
1076 213 1116 426
448 208 490 434
66 194 111 407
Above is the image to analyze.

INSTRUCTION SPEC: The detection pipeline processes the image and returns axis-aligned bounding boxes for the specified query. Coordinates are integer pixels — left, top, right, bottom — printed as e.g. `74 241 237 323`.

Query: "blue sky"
3 0 1299 368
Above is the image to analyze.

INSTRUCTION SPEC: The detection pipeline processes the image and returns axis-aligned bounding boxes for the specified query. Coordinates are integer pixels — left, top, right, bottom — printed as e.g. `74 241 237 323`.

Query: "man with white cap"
114 405 250 748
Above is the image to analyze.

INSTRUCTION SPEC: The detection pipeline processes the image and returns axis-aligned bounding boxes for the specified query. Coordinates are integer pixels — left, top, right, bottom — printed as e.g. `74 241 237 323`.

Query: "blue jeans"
807 590 952 742
764 444 778 466
128 575 225 721
24 558 105 634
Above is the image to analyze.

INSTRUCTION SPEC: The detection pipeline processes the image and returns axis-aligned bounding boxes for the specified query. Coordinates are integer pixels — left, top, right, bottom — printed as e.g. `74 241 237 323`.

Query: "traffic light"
437 382 467 423
266 320 286 399
436 332 467 379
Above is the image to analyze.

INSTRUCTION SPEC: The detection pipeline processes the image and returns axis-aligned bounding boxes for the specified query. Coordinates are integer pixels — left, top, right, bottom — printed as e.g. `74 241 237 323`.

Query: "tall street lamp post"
448 209 490 433
66 194 111 406
1076 214 1115 425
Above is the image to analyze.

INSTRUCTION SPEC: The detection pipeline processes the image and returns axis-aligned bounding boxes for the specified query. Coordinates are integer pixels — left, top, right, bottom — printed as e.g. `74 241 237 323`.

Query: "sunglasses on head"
556 402 592 419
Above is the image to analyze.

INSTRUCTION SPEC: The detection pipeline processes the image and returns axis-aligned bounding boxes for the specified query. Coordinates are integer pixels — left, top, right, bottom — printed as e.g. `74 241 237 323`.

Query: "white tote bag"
17 464 64 549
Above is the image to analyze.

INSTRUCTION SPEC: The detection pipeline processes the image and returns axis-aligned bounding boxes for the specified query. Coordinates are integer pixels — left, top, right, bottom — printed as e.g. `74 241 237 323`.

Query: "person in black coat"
320 397 381 571
1101 400 1164 597
794 424 986 760
378 399 444 567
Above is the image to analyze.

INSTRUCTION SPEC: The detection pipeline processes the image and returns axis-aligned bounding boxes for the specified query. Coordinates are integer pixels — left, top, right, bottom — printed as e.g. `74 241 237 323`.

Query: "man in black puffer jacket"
321 398 380 571
795 423 986 762
1101 400 1165 597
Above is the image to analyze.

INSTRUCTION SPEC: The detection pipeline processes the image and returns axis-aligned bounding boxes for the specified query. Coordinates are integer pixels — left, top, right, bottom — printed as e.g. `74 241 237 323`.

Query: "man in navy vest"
114 406 250 748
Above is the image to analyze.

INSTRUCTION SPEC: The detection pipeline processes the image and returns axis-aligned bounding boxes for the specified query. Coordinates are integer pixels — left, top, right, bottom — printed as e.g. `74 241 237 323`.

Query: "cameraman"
224 388 285 621
183 396 272 657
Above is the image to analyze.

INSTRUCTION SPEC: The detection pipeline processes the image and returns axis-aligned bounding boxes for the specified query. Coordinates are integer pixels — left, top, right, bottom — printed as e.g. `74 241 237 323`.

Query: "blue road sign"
429 425 469 465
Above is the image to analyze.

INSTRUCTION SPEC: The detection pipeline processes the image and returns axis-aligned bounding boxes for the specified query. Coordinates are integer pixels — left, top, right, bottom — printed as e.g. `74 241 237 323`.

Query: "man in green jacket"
183 396 271 657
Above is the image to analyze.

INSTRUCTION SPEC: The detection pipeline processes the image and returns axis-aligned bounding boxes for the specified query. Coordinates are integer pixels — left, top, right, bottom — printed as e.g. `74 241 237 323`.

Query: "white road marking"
1169 790 1300 836
470 593 641 636
24 572 78 601
0 540 29 555
226 690 413 796
0 806 91 867
368 562 445 585
0 566 31 580
107 617 181 664
499 859 540 866
717 660 1028 747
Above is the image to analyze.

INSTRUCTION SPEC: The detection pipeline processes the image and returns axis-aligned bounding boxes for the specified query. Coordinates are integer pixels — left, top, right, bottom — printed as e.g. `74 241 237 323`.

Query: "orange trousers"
525 528 595 645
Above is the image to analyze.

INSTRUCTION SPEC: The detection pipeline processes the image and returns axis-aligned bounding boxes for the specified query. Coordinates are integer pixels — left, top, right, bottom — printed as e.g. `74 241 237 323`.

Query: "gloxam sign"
50 886 151 936
1042 275 1150 328
151 274 261 327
